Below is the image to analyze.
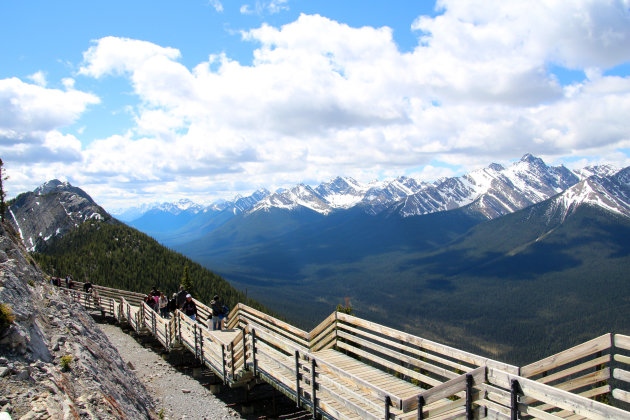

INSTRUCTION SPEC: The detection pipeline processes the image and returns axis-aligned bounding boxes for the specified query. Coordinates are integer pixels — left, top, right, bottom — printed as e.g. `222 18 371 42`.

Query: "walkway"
59 282 630 419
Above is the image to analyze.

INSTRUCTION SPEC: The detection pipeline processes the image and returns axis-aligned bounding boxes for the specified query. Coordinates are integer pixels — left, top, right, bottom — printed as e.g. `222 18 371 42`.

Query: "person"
66 274 73 289
144 295 156 311
176 285 187 309
158 292 169 318
210 295 227 330
181 294 197 321
168 293 177 313
83 280 93 293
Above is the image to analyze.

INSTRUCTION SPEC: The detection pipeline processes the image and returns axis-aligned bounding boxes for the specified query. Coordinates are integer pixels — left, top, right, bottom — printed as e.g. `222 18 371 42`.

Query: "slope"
32 220 265 312
177 205 485 326
177 174 630 364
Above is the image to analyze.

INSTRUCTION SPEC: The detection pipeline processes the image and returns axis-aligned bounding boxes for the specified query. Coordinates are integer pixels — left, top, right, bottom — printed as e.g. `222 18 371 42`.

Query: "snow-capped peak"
553 169 630 221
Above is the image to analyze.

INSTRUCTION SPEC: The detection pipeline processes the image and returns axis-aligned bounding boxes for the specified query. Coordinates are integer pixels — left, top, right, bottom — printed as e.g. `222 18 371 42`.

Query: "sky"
1 0 630 211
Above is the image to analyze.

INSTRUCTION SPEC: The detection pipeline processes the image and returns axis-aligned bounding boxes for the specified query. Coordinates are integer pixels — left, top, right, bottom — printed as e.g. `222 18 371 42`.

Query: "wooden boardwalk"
58 282 630 419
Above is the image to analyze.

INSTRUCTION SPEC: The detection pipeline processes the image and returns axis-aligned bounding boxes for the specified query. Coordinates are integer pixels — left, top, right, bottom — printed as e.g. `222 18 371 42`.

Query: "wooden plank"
311 329 336 352
309 312 336 343
314 371 384 418
521 334 611 378
614 368 630 384
339 323 473 376
250 326 306 356
311 352 402 411
336 341 443 390
613 388 630 404
337 330 459 382
554 368 610 393
409 366 486 407
615 354 630 366
487 367 629 420
336 313 518 374
536 355 609 385
532 381 612 413
240 305 309 341
615 334 630 351
517 402 564 420
243 317 309 351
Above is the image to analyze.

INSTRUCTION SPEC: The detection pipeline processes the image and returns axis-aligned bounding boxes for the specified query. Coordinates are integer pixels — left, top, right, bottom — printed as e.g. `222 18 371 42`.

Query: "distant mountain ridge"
118 154 620 246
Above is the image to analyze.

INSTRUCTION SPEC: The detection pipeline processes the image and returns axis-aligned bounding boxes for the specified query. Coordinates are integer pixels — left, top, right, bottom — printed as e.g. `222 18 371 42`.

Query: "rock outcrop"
0 222 156 419
7 180 115 252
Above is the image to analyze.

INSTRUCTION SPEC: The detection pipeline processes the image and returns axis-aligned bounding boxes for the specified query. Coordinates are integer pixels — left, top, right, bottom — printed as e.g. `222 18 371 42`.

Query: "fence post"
199 327 204 362
221 345 227 384
194 323 199 359
295 351 301 408
466 373 473 420
242 332 248 371
252 329 258 378
311 358 317 420
231 343 235 380
510 379 519 420
178 313 182 344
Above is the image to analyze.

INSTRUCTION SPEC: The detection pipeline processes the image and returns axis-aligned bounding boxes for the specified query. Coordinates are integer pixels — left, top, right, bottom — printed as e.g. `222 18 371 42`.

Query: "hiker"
210 295 227 330
144 295 156 311
176 285 187 309
168 293 177 313
66 274 73 289
83 280 93 293
181 294 197 321
158 292 169 318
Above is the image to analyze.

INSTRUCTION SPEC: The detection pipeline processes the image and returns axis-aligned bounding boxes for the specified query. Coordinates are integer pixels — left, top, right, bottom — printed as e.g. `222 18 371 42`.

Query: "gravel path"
99 322 243 420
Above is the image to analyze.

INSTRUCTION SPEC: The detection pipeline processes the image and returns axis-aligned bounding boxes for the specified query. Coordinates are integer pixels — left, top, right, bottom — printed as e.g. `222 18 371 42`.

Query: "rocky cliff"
0 222 156 419
7 180 114 252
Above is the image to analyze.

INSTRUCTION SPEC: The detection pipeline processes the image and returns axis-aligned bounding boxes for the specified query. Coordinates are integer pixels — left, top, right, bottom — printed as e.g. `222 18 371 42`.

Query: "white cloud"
27 71 47 87
0 77 98 172
209 0 223 12
4 0 630 208
239 0 289 16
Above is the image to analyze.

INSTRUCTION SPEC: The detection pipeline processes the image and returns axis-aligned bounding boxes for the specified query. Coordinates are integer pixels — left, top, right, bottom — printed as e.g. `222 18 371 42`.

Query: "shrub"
60 355 73 371
0 303 15 330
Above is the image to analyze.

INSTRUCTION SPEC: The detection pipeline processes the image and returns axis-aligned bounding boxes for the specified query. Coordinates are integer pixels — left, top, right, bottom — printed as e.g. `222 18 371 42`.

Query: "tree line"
33 220 267 313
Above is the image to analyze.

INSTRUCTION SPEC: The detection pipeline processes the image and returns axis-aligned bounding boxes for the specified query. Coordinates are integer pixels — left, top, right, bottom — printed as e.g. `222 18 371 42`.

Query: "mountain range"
116 154 618 246
7 153 630 364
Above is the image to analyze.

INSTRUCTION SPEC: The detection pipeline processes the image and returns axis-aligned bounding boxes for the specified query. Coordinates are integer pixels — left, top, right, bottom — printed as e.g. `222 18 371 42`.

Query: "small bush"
0 303 15 330
60 355 73 371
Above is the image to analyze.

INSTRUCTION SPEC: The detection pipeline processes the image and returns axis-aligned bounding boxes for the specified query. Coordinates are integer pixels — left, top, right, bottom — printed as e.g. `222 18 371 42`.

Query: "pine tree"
181 265 194 297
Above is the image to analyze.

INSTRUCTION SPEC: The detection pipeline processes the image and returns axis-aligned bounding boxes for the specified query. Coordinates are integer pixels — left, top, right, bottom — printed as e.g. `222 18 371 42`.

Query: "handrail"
55 281 630 420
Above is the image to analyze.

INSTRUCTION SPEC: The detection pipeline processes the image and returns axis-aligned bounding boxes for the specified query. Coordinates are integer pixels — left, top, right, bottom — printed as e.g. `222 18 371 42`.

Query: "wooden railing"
56 284 630 419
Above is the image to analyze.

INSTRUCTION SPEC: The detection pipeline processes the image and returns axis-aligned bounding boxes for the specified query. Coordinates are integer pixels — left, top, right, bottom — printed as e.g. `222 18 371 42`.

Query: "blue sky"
1 0 630 210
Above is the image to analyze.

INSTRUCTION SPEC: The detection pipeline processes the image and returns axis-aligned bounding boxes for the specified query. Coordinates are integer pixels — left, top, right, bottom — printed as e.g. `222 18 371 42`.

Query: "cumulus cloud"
0 77 98 169
4 0 630 208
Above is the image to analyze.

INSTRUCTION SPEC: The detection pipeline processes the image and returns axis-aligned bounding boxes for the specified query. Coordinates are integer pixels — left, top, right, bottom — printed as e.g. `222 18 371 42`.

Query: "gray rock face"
7 179 115 252
0 223 156 419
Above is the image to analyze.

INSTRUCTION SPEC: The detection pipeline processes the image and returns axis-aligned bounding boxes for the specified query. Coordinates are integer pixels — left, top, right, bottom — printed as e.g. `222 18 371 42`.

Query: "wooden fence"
57 285 630 419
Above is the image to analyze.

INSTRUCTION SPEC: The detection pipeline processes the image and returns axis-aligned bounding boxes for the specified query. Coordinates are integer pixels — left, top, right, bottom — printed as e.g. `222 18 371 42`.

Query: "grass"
0 303 15 331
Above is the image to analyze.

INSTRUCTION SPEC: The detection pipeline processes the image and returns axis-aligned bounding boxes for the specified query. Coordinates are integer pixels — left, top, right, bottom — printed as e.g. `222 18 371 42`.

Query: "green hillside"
178 200 630 365
32 220 266 312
